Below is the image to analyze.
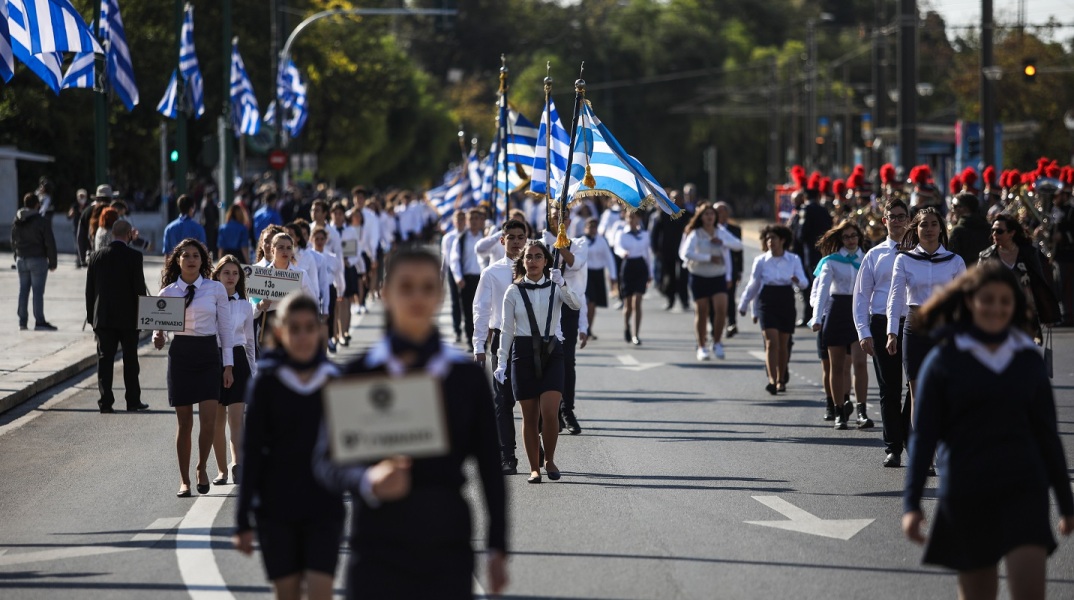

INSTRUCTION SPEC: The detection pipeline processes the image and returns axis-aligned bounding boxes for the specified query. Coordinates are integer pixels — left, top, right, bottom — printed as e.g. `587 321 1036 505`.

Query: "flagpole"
543 62 553 231
174 0 188 195
553 63 585 249
221 4 234 210
499 54 510 219
93 0 108 186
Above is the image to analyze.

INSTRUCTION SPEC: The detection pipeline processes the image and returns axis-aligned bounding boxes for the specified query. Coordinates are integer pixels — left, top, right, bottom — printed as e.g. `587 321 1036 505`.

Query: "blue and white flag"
566 102 681 217
275 60 308 137
7 0 62 93
1 1 15 83
156 69 179 118
530 96 570 199
101 0 138 110
229 40 260 136
22 0 102 55
178 2 203 117
60 48 93 89
502 99 537 169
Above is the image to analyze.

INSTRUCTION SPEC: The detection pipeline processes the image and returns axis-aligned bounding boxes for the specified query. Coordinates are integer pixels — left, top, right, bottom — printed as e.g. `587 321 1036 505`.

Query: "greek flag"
60 48 93 89
502 98 538 169
7 0 62 93
229 40 260 136
22 0 102 55
566 102 681 216
101 0 138 110
178 3 203 117
276 60 308 137
1 2 15 83
155 69 179 118
529 96 570 199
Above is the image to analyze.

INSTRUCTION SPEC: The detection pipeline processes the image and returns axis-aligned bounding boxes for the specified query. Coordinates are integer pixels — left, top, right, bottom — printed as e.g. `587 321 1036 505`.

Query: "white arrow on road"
616 354 662 372
745 496 874 540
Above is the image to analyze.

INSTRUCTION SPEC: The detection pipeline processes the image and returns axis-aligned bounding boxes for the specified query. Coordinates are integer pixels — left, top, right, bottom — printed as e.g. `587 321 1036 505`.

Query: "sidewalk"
1 251 164 414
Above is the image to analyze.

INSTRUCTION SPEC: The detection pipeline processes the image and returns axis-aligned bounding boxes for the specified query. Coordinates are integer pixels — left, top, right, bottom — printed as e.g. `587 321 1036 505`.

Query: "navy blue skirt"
167 335 221 407
758 285 796 333
689 273 727 300
219 346 251 406
511 336 564 400
619 258 649 297
586 269 609 307
902 308 935 380
821 295 858 349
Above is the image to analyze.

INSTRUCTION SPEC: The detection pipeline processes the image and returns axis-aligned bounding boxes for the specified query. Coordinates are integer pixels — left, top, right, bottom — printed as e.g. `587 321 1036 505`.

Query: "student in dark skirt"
233 293 344 600
903 262 1074 598
809 220 868 430
739 225 807 394
583 217 617 340
614 211 654 345
210 255 256 485
153 239 234 498
313 249 508 599
496 240 583 483
681 202 742 361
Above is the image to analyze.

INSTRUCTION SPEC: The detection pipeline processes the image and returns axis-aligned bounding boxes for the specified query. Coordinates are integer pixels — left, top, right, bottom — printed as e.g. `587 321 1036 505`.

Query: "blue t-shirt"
162 215 207 255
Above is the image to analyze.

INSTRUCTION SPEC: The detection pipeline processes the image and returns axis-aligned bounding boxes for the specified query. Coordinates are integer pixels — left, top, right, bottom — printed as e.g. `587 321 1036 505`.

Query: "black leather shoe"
501 457 518 475
856 403 875 429
126 402 149 412
212 475 228 485
765 383 778 395
561 410 582 435
834 405 848 430
726 325 738 338
527 473 542 484
927 464 937 477
624 328 632 342
98 402 115 414
883 453 902 468
823 397 836 421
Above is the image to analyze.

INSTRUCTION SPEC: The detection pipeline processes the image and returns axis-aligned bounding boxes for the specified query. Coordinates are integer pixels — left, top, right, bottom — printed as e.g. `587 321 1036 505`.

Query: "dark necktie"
184 284 196 308
228 294 237 302
519 280 552 291
457 231 467 272
903 250 956 264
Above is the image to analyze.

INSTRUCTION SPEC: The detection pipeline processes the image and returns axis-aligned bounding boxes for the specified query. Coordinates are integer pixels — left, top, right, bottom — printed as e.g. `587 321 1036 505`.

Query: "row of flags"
1 0 308 139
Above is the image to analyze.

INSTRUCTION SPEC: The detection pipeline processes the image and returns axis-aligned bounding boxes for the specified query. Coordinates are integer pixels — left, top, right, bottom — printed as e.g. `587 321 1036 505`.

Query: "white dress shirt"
252 263 319 316
475 229 506 267
886 244 967 335
808 247 864 327
525 198 548 233
295 247 321 304
853 237 903 339
541 231 590 335
158 276 234 367
449 228 483 278
360 207 381 253
598 207 622 242
584 234 618 280
333 223 363 271
472 257 516 354
309 249 331 313
440 229 460 277
379 212 396 251
497 276 583 373
321 221 345 263
614 229 655 279
739 251 808 315
680 225 743 280
221 293 257 375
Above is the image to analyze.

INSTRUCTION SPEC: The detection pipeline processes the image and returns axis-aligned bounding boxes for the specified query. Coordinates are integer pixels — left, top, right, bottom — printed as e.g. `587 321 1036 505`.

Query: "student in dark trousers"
903 262 1074 599
450 208 487 350
85 220 148 413
313 249 508 599
154 239 234 498
233 293 343 600
211 256 257 485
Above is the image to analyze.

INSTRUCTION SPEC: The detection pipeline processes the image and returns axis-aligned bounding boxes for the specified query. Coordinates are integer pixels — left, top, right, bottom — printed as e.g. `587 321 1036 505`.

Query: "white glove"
550 268 565 287
493 367 506 384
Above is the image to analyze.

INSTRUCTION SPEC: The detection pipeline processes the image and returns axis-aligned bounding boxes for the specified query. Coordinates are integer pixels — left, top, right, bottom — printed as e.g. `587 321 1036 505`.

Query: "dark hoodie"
948 211 991 267
11 208 57 269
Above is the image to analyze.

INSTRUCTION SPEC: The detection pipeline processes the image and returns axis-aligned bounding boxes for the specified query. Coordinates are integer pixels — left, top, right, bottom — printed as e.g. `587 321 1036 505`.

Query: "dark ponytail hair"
513 240 552 282
901 206 948 249
912 261 1031 336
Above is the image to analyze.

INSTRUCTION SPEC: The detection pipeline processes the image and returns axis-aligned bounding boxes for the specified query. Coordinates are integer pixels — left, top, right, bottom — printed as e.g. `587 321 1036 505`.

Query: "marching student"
153 239 234 498
495 240 582 483
253 232 319 345
739 225 808 395
329 203 358 346
311 226 345 353
313 249 508 599
680 202 742 360
473 219 530 473
441 211 468 344
854 198 911 467
233 293 344 600
614 211 654 346
809 220 870 430
254 224 286 266
583 217 617 341
450 208 488 351
886 207 966 409
210 256 256 486
475 209 508 268
903 262 1073 598
347 207 378 314
284 221 322 309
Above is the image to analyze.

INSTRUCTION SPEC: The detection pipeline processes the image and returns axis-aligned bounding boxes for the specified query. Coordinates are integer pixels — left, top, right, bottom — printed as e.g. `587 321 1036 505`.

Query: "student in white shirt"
886 206 966 408
311 225 345 353
252 233 319 345
614 211 654 346
285 221 322 309
809 221 871 430
450 208 488 350
739 224 808 395
329 203 358 346
348 208 379 313
472 218 529 474
582 218 617 340
441 211 468 343
495 240 582 483
253 224 286 266
153 239 234 498
210 256 256 486
680 203 743 361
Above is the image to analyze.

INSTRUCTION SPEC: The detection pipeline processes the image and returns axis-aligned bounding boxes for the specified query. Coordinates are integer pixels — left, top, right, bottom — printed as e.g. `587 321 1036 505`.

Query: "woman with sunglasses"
978 214 1061 340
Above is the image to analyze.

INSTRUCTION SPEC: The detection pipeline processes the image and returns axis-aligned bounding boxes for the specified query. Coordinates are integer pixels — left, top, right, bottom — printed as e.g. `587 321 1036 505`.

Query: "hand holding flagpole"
553 63 586 250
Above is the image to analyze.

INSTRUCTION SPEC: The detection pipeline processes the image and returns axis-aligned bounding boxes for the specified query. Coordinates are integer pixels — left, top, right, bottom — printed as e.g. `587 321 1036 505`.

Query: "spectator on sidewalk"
93 208 120 252
68 188 89 268
85 220 149 413
11 193 57 331
77 186 111 267
162 195 207 256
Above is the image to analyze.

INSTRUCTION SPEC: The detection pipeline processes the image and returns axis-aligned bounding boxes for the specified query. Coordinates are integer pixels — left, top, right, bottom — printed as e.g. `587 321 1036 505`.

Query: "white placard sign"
243 265 303 301
323 374 450 464
137 296 186 331
341 239 360 258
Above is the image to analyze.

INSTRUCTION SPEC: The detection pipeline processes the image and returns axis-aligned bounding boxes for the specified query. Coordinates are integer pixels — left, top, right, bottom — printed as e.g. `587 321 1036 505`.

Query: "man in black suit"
796 187 833 325
85 220 149 413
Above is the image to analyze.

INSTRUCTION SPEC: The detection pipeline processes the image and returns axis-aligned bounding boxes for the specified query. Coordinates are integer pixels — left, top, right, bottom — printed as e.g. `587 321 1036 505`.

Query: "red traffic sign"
268 149 288 170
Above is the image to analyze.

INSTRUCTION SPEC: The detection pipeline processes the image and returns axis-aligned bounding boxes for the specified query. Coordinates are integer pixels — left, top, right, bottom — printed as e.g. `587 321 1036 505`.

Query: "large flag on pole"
155 69 179 118
504 103 538 169
530 96 570 199
275 59 307 137
566 102 681 217
178 2 203 117
23 0 103 55
7 0 62 93
1 2 16 83
229 39 260 136
101 0 138 109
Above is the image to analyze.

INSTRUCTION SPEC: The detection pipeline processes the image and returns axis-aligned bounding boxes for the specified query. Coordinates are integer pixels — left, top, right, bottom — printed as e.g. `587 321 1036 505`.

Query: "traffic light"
1023 58 1037 83
170 150 179 163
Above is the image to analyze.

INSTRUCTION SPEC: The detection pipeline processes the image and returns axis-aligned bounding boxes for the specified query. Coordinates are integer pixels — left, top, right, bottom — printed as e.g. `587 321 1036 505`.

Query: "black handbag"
518 283 557 381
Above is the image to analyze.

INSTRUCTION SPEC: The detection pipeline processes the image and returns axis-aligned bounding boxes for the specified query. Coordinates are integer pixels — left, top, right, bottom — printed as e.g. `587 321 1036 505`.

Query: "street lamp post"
806 13 833 171
981 0 996 168
897 0 917 171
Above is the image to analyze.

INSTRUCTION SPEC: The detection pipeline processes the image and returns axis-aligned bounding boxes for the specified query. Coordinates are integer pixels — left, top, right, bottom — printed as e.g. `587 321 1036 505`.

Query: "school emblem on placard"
156 299 167 310
243 266 253 277
370 385 393 411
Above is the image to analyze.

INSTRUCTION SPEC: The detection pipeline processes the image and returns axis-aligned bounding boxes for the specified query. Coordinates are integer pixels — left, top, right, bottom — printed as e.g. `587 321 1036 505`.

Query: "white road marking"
745 495 874 540
175 496 236 600
616 354 661 372
0 515 181 567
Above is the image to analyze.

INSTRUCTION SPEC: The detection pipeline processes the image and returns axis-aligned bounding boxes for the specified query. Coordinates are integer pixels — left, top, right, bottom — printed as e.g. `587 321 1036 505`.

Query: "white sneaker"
696 347 711 361
713 342 725 359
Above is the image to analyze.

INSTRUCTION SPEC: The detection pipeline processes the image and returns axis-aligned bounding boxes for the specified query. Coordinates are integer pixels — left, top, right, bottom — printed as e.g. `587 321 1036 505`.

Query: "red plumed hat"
807 171 822 192
790 165 807 190
1006 169 1020 187
910 165 932 186
1046 161 1061 179
832 179 846 197
846 172 862 189
960 167 978 191
820 177 831 195
879 163 896 185
949 176 961 196
982 166 996 189
1062 166 1074 186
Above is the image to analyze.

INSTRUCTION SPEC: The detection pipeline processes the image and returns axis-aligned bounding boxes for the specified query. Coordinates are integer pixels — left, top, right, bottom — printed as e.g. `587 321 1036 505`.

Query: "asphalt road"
1 243 1073 599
